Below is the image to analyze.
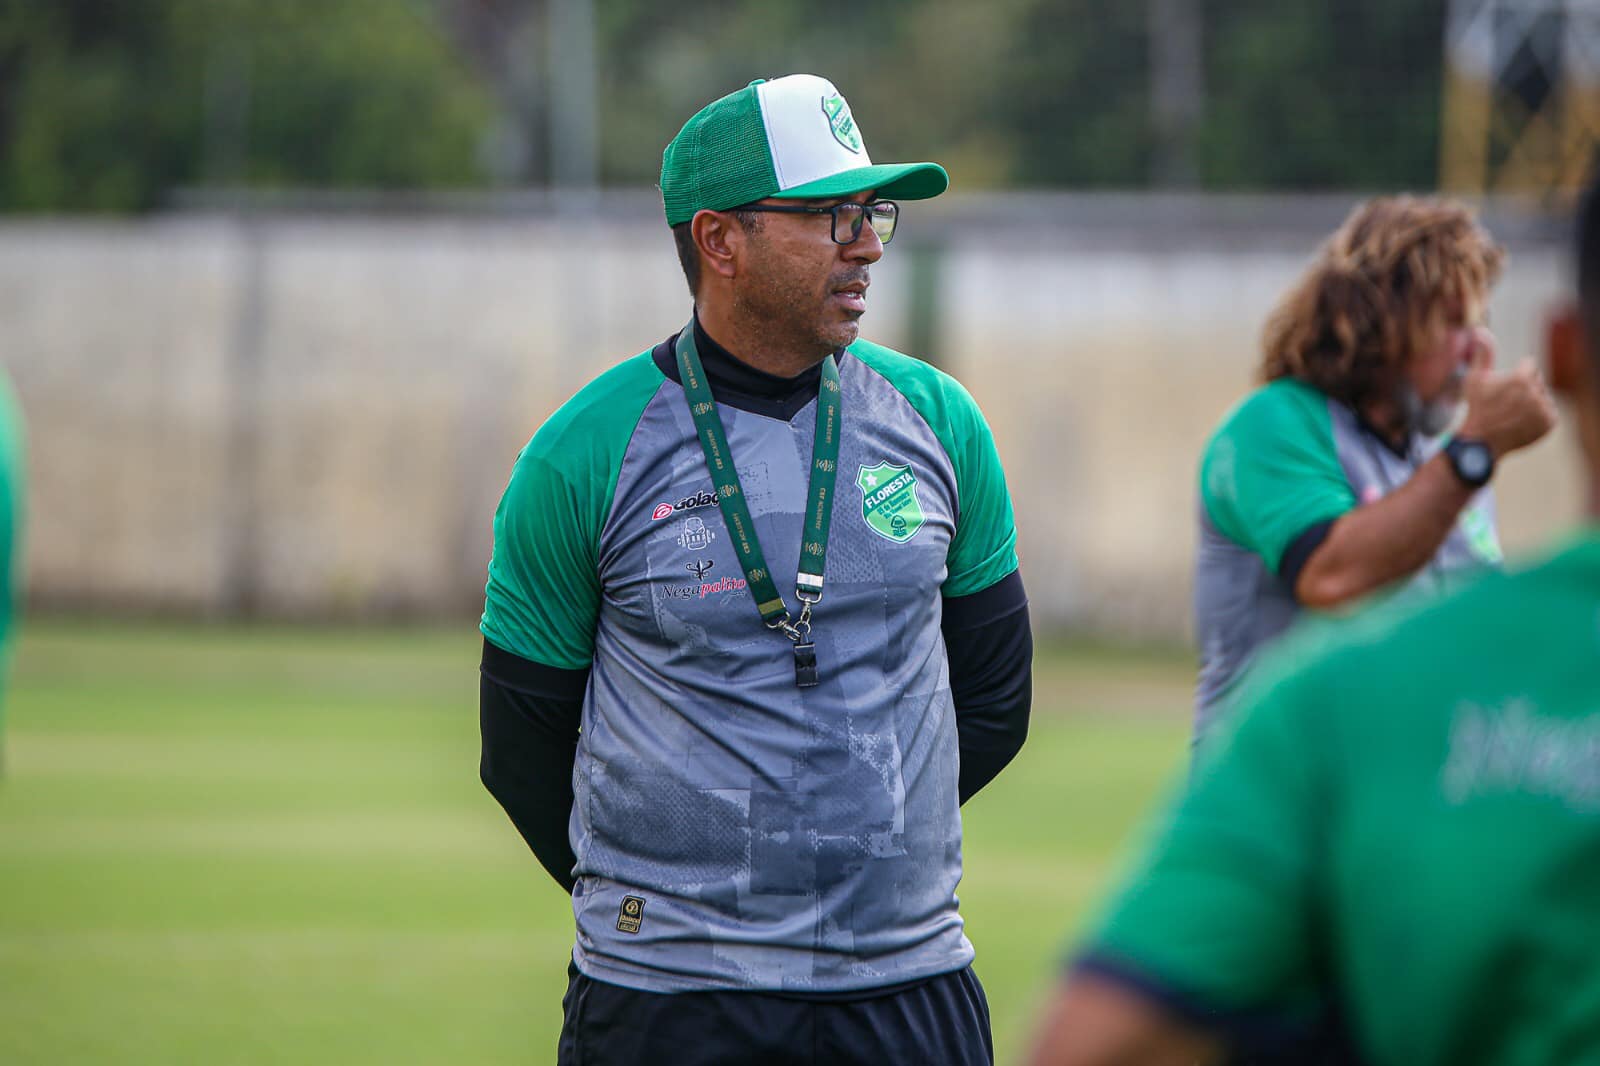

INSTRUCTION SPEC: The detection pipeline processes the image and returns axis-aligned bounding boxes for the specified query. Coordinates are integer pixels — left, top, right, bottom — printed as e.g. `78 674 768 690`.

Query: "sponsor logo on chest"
651 490 719 522
677 515 716 551
656 558 749 602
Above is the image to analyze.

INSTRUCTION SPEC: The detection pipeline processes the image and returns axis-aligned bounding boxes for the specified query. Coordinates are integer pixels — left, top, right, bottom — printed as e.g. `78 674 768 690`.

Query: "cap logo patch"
821 92 862 154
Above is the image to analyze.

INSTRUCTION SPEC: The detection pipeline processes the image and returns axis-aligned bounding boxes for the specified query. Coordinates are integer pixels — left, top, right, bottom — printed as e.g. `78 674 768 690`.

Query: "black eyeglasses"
733 200 899 246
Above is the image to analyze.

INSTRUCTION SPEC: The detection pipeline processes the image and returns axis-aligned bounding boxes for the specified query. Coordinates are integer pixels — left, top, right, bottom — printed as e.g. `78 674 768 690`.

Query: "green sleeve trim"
480 352 665 669
0 373 23 757
1199 380 1356 573
848 340 1019 597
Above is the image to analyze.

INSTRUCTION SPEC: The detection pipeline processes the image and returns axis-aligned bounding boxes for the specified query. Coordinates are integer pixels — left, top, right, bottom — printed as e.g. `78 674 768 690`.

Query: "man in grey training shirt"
1192 196 1555 741
478 74 1031 1066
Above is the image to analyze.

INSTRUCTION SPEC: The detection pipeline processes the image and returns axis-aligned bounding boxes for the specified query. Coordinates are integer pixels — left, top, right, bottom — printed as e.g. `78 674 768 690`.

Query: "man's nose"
843 223 884 263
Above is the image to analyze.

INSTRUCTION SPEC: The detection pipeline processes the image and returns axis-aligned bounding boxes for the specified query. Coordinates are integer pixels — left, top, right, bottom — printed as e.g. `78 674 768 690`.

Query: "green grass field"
0 622 1193 1065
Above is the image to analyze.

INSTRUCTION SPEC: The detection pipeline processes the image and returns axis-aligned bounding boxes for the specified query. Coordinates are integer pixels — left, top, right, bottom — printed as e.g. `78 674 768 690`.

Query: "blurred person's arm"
1295 361 1556 607
1292 453 1485 607
1201 383 1361 609
1028 637 1347 1065
1025 973 1223 1066
944 570 1031 804
480 640 584 892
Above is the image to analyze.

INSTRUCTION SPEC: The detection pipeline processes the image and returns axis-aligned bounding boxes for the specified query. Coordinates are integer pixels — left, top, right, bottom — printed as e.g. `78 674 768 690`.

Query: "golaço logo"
651 490 719 521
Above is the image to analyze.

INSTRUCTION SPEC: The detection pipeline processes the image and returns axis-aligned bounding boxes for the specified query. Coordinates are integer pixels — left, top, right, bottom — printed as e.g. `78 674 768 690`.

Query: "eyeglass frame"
729 199 900 246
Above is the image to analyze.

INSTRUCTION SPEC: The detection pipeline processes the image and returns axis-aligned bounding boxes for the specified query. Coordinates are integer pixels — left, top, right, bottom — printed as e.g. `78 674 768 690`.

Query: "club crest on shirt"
856 461 925 543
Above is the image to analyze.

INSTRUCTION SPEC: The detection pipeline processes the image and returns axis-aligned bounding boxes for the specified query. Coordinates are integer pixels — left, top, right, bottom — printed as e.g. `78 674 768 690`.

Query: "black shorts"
556 962 993 1066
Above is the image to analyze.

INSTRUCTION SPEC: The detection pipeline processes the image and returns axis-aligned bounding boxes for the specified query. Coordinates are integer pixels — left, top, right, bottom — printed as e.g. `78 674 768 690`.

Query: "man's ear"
1546 303 1587 397
692 209 744 283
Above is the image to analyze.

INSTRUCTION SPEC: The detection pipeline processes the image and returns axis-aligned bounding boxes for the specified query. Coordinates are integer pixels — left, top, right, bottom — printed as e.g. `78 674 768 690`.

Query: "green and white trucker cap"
661 74 949 226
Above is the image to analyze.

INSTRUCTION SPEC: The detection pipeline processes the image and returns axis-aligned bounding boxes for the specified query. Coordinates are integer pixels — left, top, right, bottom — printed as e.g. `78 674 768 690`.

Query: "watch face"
1454 442 1492 482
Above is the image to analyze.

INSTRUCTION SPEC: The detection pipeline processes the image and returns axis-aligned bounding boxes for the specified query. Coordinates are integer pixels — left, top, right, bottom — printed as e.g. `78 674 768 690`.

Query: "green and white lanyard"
675 322 841 687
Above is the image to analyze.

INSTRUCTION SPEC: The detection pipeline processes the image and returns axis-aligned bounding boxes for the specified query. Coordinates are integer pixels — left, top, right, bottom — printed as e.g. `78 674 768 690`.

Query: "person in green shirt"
1193 196 1556 740
1024 178 1600 1066
0 372 22 770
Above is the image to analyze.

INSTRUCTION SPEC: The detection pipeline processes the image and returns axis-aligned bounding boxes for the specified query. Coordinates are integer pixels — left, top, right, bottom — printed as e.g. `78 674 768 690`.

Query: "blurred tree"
991 0 1445 190
0 1 199 210
232 2 489 189
996 0 1154 187
434 0 545 184
1196 0 1447 189
0 0 1464 210
587 0 1039 191
0 0 493 211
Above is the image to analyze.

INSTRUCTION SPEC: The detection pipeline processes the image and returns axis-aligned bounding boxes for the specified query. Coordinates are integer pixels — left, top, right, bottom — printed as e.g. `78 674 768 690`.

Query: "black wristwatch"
1444 436 1495 487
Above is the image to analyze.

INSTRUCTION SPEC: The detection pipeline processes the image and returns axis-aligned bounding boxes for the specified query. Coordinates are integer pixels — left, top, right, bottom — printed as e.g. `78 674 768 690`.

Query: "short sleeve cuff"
1278 517 1339 593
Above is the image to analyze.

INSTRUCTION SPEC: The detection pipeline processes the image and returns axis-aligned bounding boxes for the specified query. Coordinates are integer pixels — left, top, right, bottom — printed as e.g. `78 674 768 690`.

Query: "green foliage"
0 1 196 211
0 0 1451 211
0 0 493 211
1196 0 1445 190
232 2 489 189
998 0 1155 187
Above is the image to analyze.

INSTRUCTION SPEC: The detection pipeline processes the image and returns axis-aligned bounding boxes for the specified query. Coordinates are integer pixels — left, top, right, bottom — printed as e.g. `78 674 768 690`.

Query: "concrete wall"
2 197 1580 636
952 241 1579 633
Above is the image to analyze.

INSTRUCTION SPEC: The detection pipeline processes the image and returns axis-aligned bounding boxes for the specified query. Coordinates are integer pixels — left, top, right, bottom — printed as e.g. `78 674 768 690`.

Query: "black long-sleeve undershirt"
478 569 1033 891
945 568 1032 803
479 644 586 892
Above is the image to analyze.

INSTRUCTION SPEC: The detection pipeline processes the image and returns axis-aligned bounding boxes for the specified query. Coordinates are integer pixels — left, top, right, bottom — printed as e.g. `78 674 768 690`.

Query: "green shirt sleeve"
1085 641 1335 1011
940 381 1019 597
1200 380 1356 574
0 375 23 654
480 354 663 670
848 341 1019 597
0 373 24 763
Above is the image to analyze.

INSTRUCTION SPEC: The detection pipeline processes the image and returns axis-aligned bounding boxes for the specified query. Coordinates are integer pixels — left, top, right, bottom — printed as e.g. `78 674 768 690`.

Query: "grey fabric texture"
569 353 975 994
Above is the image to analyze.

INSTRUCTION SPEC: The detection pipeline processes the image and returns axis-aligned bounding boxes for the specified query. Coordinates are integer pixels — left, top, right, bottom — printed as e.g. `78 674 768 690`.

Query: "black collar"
651 316 835 422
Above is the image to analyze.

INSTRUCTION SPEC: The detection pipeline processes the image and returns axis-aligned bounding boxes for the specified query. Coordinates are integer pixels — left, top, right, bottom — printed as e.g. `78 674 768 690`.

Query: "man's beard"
733 267 864 356
1398 366 1467 438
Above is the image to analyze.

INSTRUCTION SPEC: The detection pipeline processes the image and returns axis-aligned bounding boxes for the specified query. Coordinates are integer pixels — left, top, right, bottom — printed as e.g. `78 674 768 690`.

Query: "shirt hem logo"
617 895 646 934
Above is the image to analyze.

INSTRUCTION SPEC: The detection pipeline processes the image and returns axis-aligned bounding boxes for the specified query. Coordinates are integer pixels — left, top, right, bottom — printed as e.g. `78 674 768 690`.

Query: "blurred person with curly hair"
1190 196 1556 741
1026 174 1600 1066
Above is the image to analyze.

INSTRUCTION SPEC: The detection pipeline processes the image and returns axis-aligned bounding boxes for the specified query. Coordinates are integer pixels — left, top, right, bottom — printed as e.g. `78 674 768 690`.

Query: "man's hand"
1459 331 1558 458
1295 327 1549 610
1024 974 1225 1066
